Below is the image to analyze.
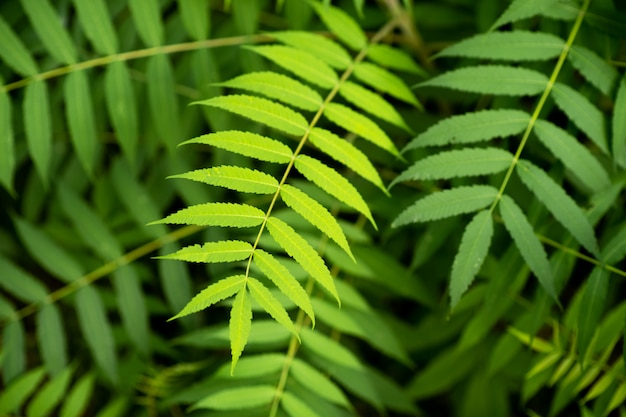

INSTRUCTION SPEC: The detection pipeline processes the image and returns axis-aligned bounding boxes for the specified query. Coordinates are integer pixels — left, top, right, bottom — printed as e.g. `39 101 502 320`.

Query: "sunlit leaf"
354 62 420 107
271 30 351 69
26 366 74 417
247 277 298 338
170 275 246 320
170 166 279 194
152 202 266 227
310 2 367 50
230 288 253 374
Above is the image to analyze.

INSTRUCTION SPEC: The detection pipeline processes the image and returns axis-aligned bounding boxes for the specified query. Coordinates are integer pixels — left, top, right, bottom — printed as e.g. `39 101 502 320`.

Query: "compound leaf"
310 2 367 50
248 277 298 339
353 62 420 107
230 288 253 374
271 30 351 69
578 267 609 365
193 385 275 410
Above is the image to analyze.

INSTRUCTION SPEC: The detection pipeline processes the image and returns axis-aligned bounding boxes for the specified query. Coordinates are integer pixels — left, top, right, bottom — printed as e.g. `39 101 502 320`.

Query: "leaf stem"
489 0 591 214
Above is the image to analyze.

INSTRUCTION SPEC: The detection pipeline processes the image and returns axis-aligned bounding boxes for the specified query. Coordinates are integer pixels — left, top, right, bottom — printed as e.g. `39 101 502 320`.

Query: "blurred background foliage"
0 0 625 416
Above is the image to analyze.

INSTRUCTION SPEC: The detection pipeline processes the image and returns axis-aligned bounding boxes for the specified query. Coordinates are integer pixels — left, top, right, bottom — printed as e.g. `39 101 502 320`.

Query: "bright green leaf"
247 277 298 338
26 366 74 417
300 327 362 369
171 166 279 194
153 202 266 227
0 367 45 415
295 154 375 227
310 2 367 50
183 130 293 163
171 275 246 320
193 385 275 410
253 249 315 325
247 45 338 89
196 95 309 136
160 240 253 264
281 391 322 417
218 71 323 111
308 127 386 193
266 216 339 304
59 373 96 417
368 43 427 76
353 62 420 107
392 185 498 226
291 358 351 407
230 288 253 374
450 210 493 309
271 30 351 69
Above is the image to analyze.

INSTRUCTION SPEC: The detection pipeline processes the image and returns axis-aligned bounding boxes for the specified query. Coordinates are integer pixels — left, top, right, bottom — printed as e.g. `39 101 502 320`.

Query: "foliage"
0 0 625 416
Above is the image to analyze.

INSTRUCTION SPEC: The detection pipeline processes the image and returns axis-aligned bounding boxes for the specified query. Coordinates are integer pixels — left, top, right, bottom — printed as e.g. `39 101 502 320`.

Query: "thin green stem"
1 35 273 93
1 225 202 326
488 0 591 214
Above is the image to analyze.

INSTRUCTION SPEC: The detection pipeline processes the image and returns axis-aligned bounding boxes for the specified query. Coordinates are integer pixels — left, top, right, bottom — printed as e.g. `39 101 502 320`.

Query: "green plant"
0 0 625 416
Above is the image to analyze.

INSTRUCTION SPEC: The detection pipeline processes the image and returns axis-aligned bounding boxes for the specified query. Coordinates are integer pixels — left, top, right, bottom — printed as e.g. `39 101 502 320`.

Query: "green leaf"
0 76 13 194
13 217 84 283
266 216 339 304
219 71 323 111
23 81 52 186
308 127 386 193
178 0 209 40
160 240 253 263
450 210 493 309
76 286 117 384
324 103 399 156
183 130 293 163
300 327 362 369
392 185 498 226
65 71 98 176
2 319 26 384
281 183 353 260
37 304 68 376
253 249 315 325
26 366 74 417
72 0 118 54
230 288 253 374
338 81 412 132
491 0 560 30
104 61 138 162
551 82 608 153
213 353 285 378
171 166 279 194
0 367 45 415
613 75 626 169
247 45 338 89
533 119 610 192
128 0 163 46
404 109 530 150
295 154 375 227
196 95 309 136
271 31 352 69
353 62 420 107
112 266 150 355
392 147 512 185
500 195 557 303
367 43 428 76
153 202 266 227
290 358 351 407
0 16 38 75
281 391 323 417
59 373 96 417
417 65 548 96
147 54 180 150
516 160 600 257
0 256 48 303
171 275 246 320
247 277 298 338
578 267 609 364
20 0 77 64
193 385 275 410
436 30 564 61
310 2 367 50
568 45 618 96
